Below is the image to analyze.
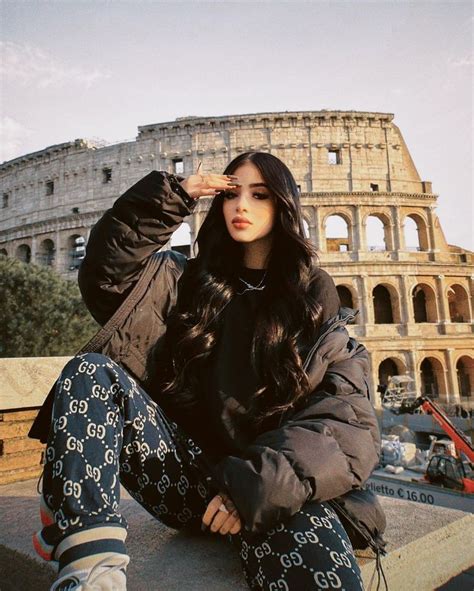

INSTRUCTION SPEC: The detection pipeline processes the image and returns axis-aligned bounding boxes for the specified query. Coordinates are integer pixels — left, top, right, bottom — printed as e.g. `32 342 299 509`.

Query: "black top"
200 266 267 458
168 263 341 464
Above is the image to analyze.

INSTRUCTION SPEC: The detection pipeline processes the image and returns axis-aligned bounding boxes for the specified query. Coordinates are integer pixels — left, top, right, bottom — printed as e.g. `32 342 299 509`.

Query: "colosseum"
1 110 473 409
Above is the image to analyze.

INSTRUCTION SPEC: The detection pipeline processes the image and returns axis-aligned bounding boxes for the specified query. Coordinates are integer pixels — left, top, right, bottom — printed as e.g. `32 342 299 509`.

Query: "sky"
1 0 473 250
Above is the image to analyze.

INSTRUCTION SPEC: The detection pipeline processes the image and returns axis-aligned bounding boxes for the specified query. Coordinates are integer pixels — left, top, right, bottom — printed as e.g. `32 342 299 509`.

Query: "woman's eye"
223 191 270 200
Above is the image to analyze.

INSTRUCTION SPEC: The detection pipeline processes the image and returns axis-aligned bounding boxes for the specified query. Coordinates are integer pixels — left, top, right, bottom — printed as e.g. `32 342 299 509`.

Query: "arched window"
404 217 420 251
0 248 8 257
16 244 31 264
403 214 429 251
413 286 427 322
37 239 55 267
412 283 437 323
67 234 86 270
336 285 353 309
302 219 310 240
420 358 439 399
456 356 473 398
378 358 399 386
373 285 394 324
447 284 470 323
366 216 387 251
325 214 350 252
171 222 191 258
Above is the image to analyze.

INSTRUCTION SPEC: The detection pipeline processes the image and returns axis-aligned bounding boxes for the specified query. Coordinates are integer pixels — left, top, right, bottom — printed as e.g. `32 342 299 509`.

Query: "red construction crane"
399 397 474 494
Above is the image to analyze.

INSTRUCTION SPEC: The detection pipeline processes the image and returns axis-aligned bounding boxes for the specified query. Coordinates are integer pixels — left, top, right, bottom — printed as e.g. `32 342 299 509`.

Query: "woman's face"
222 162 277 246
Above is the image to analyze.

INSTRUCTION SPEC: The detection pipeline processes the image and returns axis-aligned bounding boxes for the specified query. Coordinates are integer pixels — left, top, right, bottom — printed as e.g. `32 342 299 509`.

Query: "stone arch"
302 218 310 240
378 357 406 386
456 355 473 398
412 283 437 323
402 212 429 251
301 207 315 242
37 238 55 267
16 244 31 264
336 284 354 309
171 222 191 258
419 356 447 399
447 283 471 322
324 212 352 252
67 234 86 270
365 212 391 251
372 283 400 324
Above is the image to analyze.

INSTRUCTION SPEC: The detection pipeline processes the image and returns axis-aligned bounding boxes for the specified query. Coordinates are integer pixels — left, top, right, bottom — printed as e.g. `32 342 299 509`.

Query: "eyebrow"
233 182 268 188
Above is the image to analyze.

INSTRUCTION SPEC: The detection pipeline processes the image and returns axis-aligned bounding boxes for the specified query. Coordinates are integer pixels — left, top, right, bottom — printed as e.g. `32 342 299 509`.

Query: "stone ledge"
0 479 472 591
1 357 473 588
0 357 71 411
0 357 70 485
0 407 46 485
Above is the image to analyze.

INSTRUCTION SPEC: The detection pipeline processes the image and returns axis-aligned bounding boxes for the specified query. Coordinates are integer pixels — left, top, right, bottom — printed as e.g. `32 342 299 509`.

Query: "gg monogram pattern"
41 353 215 545
40 353 363 589
233 504 363 590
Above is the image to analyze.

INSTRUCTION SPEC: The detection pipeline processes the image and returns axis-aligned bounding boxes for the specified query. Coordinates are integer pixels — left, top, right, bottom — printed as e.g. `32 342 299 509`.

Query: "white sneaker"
50 555 129 590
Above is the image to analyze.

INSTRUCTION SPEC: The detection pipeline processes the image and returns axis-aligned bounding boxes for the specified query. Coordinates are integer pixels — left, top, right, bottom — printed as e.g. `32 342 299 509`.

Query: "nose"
235 192 249 212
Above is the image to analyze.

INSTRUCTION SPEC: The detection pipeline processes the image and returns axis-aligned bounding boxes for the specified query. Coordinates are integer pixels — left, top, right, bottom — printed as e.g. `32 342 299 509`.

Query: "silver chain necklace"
236 271 268 296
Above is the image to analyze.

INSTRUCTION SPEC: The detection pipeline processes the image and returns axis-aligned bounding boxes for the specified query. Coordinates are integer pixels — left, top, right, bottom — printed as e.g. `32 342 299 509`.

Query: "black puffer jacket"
29 170 386 551
211 312 382 534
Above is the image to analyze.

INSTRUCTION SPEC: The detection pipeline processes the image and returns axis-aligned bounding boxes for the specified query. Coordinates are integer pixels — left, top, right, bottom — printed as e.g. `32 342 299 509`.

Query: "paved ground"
0 544 56 591
436 566 474 591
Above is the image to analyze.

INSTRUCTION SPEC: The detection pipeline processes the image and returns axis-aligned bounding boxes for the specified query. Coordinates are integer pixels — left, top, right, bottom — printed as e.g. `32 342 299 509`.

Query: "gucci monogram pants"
38 352 364 590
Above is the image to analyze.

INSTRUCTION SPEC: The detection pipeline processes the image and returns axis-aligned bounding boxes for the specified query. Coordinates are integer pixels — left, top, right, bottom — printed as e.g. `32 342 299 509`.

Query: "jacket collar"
296 306 359 364
320 306 359 332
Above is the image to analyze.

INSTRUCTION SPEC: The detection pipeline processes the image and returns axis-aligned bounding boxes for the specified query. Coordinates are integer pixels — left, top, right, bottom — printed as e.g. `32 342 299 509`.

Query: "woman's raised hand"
202 491 242 535
179 162 240 200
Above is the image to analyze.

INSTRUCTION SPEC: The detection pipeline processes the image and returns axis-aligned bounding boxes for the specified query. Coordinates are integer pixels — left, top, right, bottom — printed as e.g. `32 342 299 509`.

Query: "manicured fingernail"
201 523 207 532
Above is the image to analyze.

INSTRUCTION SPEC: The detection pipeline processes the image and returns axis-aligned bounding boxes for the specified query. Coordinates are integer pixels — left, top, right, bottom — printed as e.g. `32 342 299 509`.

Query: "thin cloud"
0 41 111 89
0 116 34 163
449 55 473 68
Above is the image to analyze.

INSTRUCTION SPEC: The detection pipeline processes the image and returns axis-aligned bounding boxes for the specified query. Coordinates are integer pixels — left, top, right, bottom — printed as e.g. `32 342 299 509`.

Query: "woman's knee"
56 352 125 406
60 352 114 378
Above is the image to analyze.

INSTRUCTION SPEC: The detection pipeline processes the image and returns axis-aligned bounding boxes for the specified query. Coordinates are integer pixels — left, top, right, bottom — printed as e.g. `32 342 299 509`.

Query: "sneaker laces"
70 555 129 591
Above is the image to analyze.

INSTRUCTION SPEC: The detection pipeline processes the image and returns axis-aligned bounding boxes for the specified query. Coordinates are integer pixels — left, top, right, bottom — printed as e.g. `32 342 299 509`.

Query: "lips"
232 216 251 224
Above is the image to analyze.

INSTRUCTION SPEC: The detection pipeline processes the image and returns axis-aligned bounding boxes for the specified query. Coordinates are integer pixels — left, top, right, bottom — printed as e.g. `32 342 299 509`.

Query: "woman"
30 152 386 590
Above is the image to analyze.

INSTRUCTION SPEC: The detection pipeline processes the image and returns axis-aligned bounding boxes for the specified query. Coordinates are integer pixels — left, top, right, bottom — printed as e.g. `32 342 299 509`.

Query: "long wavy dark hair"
160 151 324 430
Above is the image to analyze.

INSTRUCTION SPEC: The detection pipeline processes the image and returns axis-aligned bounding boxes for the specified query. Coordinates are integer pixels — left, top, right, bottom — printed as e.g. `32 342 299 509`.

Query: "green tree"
0 255 99 357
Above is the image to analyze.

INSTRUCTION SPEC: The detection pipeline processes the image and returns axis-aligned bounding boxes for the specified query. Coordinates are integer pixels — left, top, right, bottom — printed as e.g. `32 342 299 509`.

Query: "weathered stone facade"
1 110 473 408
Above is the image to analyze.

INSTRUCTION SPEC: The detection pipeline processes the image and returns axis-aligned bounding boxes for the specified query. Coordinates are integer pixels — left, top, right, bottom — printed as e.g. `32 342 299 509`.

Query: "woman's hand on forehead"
179 162 241 200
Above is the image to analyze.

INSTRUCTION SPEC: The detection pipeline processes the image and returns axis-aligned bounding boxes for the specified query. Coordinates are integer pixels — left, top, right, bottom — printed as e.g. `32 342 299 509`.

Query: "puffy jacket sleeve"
78 170 196 325
211 334 381 534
